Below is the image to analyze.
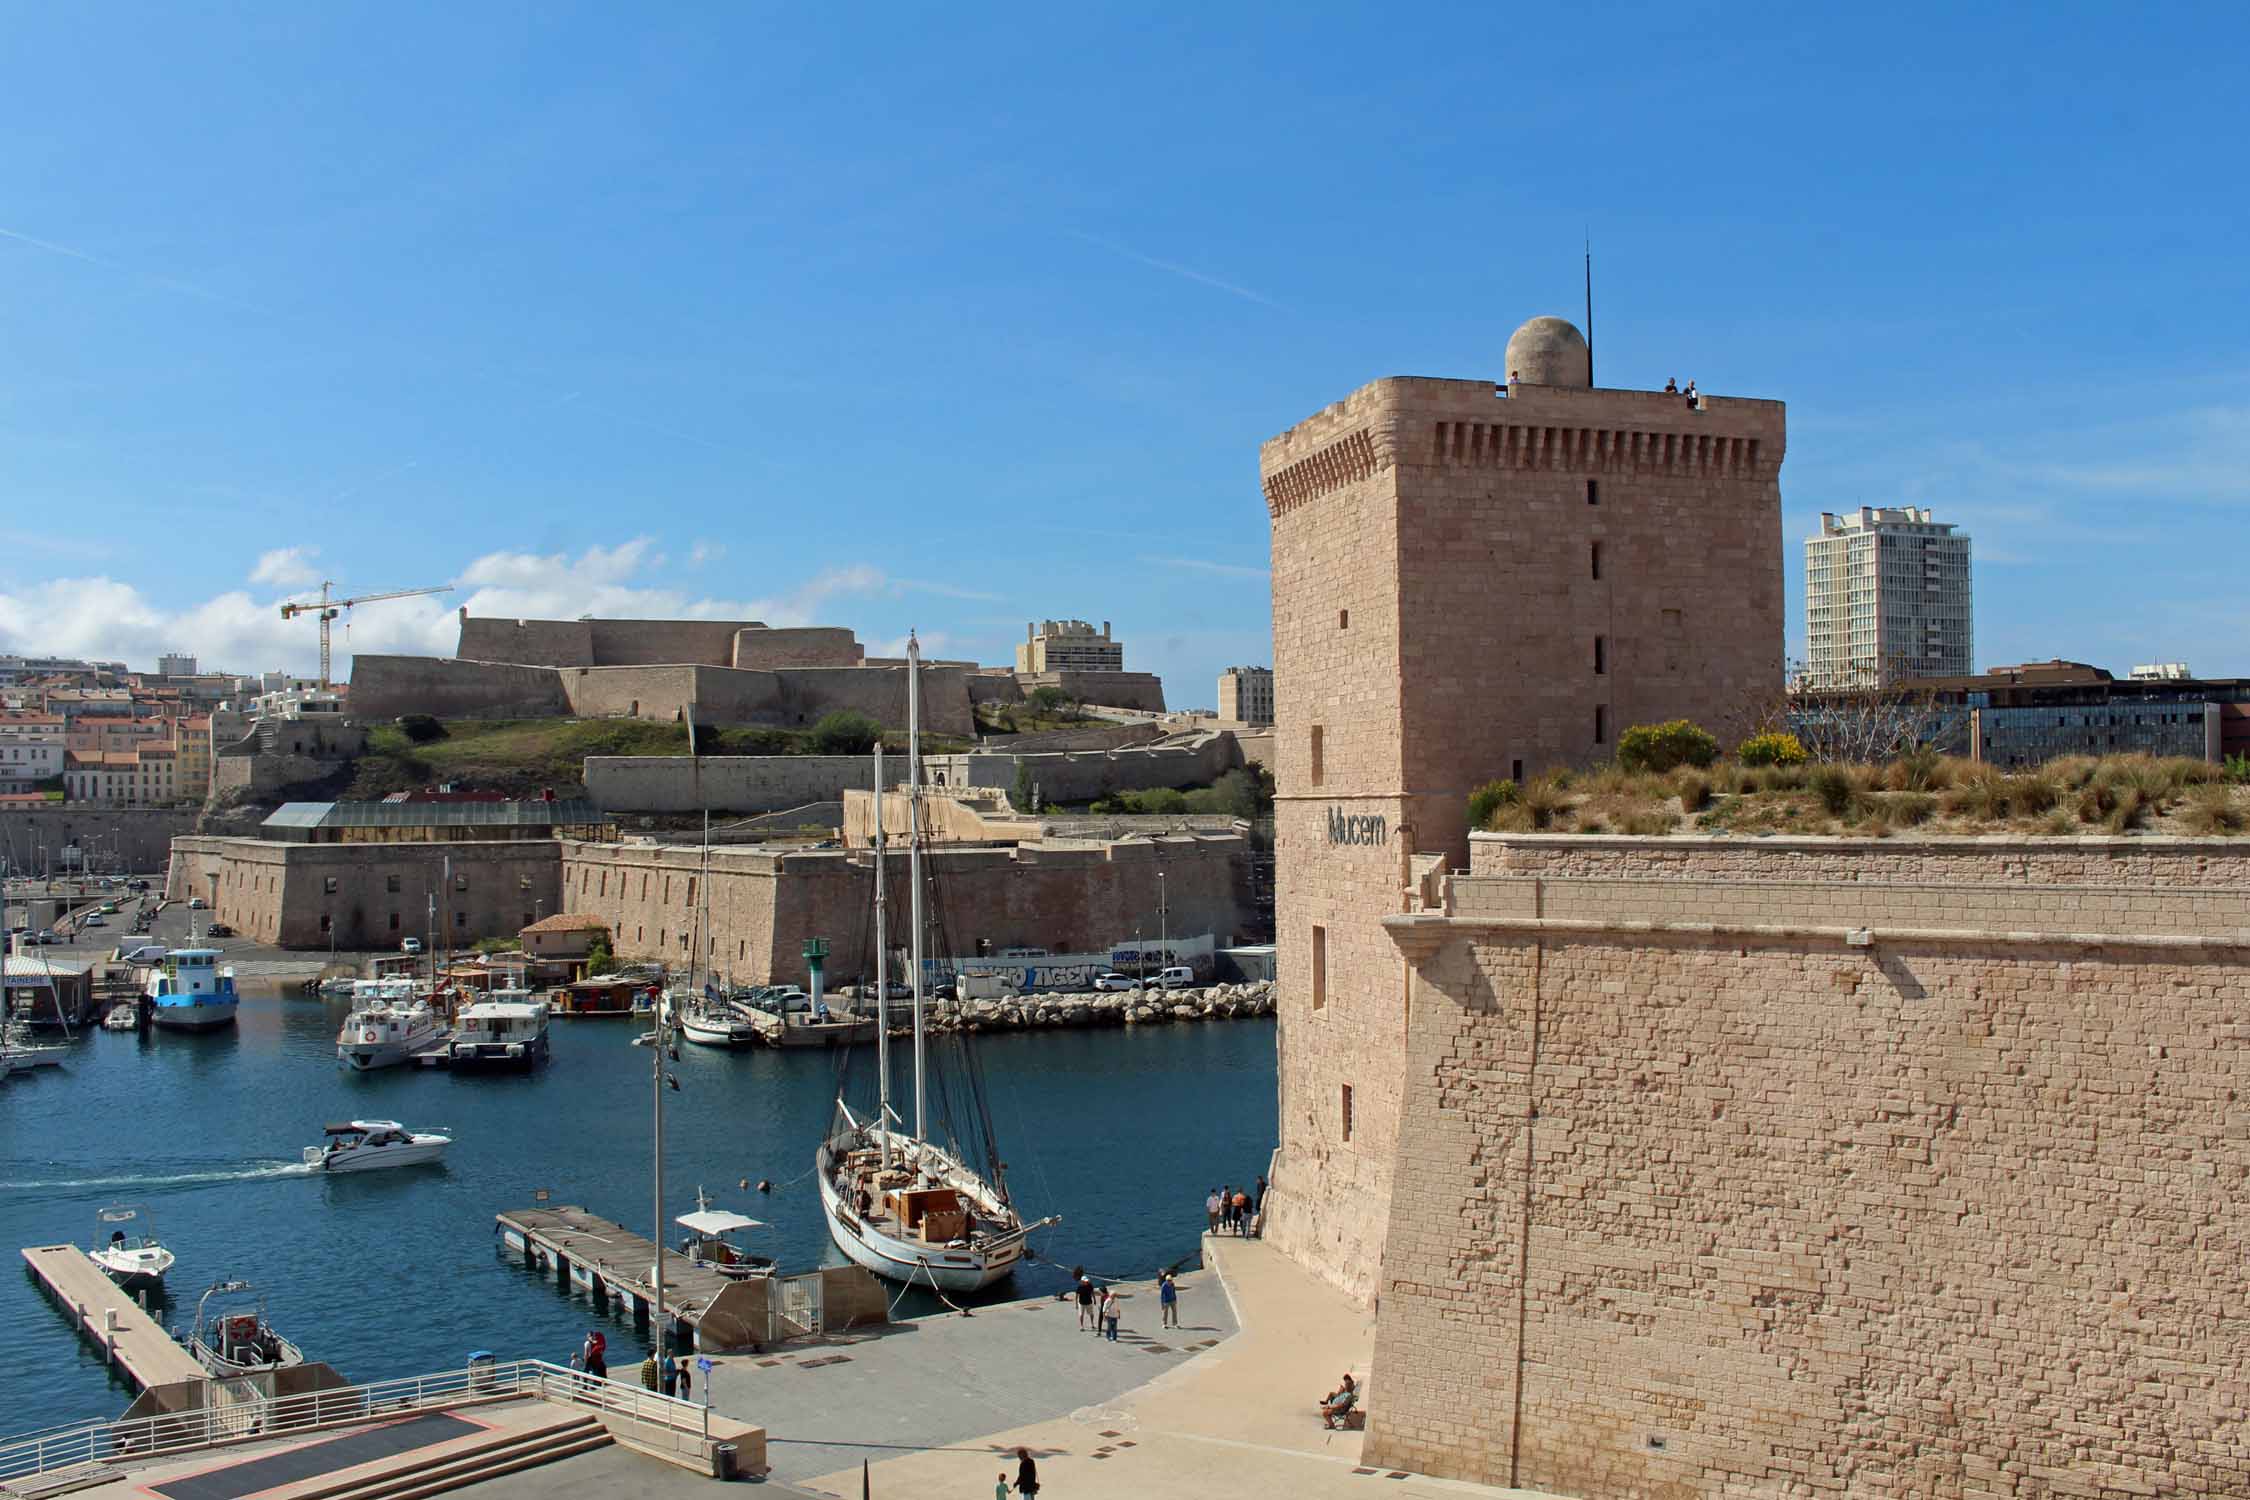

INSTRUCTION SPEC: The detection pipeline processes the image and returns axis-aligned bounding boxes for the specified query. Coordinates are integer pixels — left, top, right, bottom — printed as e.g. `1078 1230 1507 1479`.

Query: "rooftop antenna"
1583 234 1595 387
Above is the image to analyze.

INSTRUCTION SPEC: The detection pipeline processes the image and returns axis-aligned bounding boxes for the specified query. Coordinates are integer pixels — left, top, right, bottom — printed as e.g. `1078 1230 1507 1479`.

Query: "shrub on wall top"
1736 731 1808 767
1616 720 1719 774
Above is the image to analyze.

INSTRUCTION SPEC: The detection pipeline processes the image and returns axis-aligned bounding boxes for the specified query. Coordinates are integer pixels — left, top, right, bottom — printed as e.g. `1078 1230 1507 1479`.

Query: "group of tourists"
1205 1176 1264 1236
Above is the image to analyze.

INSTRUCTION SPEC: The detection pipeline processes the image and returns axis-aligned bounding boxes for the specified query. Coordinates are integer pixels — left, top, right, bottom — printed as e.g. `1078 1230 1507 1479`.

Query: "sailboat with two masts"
816 633 1057 1293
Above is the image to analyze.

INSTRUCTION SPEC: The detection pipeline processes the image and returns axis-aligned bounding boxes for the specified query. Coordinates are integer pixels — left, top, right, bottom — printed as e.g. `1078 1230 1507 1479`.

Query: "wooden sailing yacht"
816 633 1056 1292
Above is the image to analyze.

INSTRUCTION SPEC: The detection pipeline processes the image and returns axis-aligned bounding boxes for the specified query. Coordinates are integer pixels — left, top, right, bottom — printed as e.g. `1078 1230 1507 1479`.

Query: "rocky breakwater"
926 980 1276 1035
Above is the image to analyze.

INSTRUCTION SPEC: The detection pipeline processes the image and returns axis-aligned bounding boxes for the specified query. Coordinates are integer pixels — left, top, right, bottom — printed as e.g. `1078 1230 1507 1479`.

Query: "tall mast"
907 632 927 1146
873 741 891 1170
651 938 667 1363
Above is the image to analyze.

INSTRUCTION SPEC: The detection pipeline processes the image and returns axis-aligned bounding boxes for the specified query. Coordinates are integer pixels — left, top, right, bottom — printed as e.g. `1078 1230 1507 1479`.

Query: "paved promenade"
791 1235 1548 1500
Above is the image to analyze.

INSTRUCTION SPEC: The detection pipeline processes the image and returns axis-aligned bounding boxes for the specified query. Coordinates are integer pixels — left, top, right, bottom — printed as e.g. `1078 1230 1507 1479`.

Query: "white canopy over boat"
677 1208 767 1236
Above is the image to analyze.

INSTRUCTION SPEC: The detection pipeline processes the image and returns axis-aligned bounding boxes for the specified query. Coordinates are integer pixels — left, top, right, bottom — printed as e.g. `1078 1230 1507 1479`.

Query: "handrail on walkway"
0 1357 710 1482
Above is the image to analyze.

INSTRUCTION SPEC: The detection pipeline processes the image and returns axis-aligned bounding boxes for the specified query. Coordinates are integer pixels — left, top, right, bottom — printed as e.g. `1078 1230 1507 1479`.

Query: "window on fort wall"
1311 924 1327 1010
1594 636 1607 675
320 915 331 934
1595 705 1608 744
387 875 401 893
389 913 399 931
1310 726 1324 787
1591 541 1602 580
1341 1083 1354 1142
1586 479 1599 506
1338 608 1349 630
324 876 338 894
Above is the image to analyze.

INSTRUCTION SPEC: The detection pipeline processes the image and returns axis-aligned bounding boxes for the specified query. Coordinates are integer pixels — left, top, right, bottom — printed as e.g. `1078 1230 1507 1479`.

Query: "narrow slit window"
1310 725 1325 787
1339 608 1350 630
1595 705 1608 744
1341 1083 1354 1142
1586 479 1600 506
1311 924 1327 1011
1594 636 1607 675
1591 541 1602 580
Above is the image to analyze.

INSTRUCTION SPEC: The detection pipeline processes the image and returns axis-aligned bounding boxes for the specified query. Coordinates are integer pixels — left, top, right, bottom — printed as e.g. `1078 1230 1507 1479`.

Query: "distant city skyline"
2 7 2246 693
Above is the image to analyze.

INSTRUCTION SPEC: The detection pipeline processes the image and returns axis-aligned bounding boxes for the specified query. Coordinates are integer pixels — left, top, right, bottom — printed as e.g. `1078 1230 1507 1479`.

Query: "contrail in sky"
1067 229 1282 310
0 223 255 309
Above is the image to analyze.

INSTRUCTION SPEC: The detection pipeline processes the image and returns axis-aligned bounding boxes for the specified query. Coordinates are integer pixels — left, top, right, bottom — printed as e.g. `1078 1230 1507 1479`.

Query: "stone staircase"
277 1413 611 1500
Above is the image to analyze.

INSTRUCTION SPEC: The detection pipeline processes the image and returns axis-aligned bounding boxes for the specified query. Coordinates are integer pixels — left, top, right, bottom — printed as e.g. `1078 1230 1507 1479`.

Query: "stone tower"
1257 319 1786 1297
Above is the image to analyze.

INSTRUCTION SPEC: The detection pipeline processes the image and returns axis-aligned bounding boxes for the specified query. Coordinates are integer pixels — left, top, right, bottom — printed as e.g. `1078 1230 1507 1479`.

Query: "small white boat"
100 1004 140 1032
303 1119 450 1172
673 988 757 1048
449 989 550 1069
676 1187 776 1279
185 1280 303 1376
89 1205 174 1290
335 981 442 1071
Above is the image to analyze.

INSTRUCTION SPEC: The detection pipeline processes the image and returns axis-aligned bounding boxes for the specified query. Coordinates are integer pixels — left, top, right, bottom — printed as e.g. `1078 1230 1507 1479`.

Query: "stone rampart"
2 807 197 874
557 833 1251 985
1016 670 1166 713
730 627 862 670
1359 835 2250 1497
583 756 874 814
169 835 565 948
924 736 1240 804
455 616 596 667
349 655 572 721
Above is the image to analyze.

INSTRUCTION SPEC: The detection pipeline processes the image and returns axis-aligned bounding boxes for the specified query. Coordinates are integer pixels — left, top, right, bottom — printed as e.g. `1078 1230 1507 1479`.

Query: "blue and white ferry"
146 948 239 1031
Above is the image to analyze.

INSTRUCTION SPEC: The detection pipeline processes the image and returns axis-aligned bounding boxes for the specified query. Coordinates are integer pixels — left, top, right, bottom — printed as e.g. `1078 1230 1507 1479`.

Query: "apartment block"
1013 619 1124 674
1804 505 1972 688
1216 666 1274 725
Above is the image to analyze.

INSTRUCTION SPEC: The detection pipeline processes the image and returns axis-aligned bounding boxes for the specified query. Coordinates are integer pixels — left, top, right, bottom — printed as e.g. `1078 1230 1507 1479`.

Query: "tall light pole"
1158 867 1168 971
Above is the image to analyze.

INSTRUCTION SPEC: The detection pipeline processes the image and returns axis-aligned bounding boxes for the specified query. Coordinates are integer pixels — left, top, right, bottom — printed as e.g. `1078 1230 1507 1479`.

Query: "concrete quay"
20 1245 205 1390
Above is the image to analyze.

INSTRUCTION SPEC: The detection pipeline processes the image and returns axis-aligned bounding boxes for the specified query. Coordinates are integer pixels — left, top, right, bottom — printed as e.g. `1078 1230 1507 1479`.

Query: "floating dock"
21 1244 204 1390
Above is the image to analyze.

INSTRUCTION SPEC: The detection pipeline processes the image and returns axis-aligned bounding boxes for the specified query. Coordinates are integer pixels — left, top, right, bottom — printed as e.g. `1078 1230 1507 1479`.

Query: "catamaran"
817 635 1057 1293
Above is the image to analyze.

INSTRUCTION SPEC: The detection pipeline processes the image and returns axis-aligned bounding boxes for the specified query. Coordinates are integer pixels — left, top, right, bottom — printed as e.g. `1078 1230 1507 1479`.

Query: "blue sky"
2 3 2246 699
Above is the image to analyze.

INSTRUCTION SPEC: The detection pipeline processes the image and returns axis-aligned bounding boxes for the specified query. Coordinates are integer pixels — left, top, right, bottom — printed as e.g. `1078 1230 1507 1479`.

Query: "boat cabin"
324 1120 412 1149
891 1186 970 1245
676 1198 776 1279
152 949 229 998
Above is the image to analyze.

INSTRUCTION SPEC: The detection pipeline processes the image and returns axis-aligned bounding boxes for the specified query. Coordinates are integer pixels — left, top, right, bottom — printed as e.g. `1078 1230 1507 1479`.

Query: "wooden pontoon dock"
21 1244 204 1390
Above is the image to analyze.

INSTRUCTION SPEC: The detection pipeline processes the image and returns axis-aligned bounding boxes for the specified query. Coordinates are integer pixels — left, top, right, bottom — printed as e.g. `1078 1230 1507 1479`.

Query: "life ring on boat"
362 1030 377 1043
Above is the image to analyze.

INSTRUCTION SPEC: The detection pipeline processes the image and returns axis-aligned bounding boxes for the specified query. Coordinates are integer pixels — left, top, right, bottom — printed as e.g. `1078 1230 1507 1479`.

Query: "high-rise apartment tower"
1803 506 1972 688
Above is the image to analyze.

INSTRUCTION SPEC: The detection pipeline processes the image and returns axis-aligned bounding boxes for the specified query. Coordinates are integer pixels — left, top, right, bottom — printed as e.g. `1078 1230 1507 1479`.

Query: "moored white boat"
88 1205 173 1290
449 989 550 1068
677 1187 776 1279
185 1280 303 1376
676 990 758 1048
335 980 441 1070
303 1119 450 1172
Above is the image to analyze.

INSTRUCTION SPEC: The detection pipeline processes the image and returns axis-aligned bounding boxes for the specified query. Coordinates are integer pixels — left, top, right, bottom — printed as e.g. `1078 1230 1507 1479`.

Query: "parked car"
401 937 423 954
1151 966 1195 990
32 929 55 945
81 913 107 928
1092 972 1139 992
187 897 207 909
117 945 168 964
205 922 235 938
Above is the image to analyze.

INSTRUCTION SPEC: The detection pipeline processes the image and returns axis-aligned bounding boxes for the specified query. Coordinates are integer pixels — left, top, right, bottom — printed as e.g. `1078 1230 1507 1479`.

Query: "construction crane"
279 580 454 688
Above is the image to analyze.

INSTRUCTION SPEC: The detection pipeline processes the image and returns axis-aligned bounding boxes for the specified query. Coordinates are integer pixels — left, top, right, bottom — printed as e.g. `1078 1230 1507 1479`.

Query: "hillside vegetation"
345 717 968 801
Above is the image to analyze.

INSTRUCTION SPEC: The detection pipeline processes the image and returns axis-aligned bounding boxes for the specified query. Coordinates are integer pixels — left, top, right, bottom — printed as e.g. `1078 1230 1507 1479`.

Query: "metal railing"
0 1358 710 1482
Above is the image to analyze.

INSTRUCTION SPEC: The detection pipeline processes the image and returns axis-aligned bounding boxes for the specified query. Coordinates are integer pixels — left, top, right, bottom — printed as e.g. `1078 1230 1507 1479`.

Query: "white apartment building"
250 686 346 720
1804 506 1973 689
1015 620 1124 674
1217 665 1275 725
0 737 63 786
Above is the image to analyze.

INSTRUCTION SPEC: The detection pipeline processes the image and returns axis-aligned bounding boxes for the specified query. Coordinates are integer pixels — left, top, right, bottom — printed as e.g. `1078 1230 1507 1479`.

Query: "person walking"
1219 1184 1235 1235
581 1331 607 1381
1158 1269 1179 1328
1076 1272 1096 1332
1205 1187 1221 1233
1234 1186 1252 1237
659 1352 678 1397
675 1356 693 1402
1101 1287 1120 1341
1014 1446 1041 1496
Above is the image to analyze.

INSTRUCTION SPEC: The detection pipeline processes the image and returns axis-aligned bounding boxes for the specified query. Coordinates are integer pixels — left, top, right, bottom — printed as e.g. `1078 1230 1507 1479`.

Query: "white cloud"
249 546 322 591
0 541 920 678
687 539 724 567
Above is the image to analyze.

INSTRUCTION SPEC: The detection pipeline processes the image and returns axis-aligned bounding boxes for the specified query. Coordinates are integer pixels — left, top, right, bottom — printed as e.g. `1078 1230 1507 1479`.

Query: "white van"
1152 966 1195 990
117 944 168 964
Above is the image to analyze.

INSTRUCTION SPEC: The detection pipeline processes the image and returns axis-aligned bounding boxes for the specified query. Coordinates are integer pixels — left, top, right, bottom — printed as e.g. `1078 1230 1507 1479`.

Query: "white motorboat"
449 989 550 1069
335 981 442 1071
303 1119 450 1172
676 1187 776 1280
817 638 1058 1294
100 1003 140 1032
185 1280 303 1376
88 1205 174 1290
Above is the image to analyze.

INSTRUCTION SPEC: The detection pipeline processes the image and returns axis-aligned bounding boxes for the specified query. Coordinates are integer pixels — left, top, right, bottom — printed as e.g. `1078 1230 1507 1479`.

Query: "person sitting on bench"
1320 1372 1359 1428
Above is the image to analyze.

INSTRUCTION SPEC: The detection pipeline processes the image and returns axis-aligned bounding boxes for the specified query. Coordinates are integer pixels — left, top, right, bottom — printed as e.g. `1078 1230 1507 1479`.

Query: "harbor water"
0 982 1277 1433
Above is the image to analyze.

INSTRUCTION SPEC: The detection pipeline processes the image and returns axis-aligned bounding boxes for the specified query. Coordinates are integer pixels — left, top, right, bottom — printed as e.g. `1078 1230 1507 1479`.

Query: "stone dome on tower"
1504 316 1591 388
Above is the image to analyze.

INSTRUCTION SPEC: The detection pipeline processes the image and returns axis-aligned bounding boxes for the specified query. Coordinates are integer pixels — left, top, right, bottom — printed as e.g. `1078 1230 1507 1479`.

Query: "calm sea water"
0 985 1275 1432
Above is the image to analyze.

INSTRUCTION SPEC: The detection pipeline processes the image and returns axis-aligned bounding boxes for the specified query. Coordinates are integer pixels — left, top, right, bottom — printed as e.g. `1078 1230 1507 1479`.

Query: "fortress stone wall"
583 755 877 814
350 655 572 720
169 836 565 949
2 808 196 873
557 833 1251 986
1363 834 2250 1497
